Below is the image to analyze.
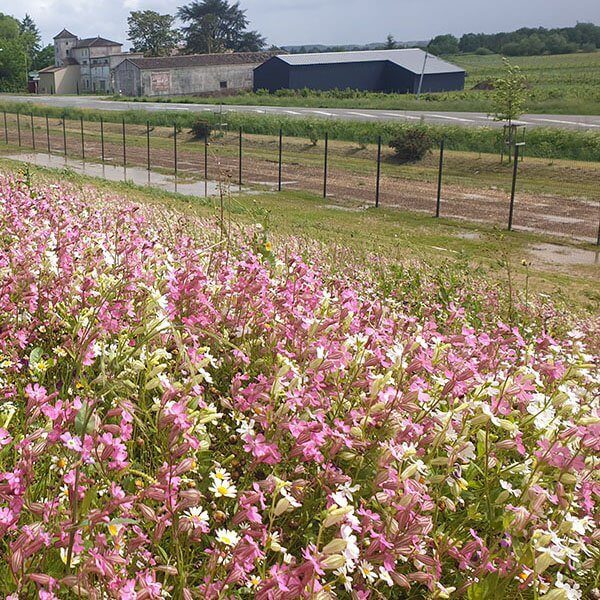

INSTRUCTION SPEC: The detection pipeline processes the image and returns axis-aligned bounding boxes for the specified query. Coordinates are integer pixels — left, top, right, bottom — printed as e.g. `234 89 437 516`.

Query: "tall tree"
177 0 265 54
127 10 181 57
19 14 40 71
0 13 27 91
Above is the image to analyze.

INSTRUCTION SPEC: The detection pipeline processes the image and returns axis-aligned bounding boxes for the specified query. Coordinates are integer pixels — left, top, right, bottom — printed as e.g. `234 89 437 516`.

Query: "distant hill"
281 41 429 54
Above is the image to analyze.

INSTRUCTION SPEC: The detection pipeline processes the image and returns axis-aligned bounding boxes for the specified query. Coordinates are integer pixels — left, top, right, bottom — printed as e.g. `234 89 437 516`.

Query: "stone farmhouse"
39 29 138 94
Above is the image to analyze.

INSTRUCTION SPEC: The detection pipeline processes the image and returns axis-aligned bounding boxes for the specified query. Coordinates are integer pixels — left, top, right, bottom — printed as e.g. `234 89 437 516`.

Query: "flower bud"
274 498 292 517
323 506 352 528
321 554 346 570
322 538 347 555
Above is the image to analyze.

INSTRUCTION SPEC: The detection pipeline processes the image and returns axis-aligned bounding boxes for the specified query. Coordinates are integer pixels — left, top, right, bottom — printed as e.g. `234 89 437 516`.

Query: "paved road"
2 94 600 130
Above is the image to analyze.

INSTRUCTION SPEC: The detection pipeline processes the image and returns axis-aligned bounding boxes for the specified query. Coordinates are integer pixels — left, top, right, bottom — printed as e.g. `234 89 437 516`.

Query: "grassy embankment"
112 52 600 115
1 156 598 314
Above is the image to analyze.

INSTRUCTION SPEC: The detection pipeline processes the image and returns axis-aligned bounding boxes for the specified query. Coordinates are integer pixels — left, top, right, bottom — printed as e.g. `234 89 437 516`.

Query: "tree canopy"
177 0 266 54
384 34 397 50
19 14 40 68
457 23 600 56
33 44 54 70
428 34 459 55
0 13 28 91
127 10 181 57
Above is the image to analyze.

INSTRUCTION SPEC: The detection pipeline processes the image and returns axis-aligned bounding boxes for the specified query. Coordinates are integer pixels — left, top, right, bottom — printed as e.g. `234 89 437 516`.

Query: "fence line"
0 111 597 245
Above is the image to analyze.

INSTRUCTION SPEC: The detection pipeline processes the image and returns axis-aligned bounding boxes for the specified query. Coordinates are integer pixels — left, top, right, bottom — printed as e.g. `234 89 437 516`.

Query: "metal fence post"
204 134 208 180
146 121 150 170
508 143 524 231
17 111 21 147
100 117 105 162
3 112 7 144
173 123 178 176
80 116 85 160
45 114 50 153
62 117 67 156
278 128 283 192
122 118 126 166
436 138 445 218
323 131 329 199
30 113 35 150
375 135 382 208
238 126 243 185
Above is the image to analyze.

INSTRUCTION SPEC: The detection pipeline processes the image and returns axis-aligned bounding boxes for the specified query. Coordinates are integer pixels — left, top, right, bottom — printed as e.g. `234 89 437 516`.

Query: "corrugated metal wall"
253 58 465 94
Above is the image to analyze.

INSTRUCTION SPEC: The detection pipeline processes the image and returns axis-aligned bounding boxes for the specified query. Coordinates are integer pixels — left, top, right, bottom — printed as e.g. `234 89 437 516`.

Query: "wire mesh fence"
2 110 599 245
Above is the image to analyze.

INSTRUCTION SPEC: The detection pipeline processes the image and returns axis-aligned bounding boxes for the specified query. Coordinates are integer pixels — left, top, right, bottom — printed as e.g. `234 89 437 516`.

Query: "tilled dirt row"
3 123 597 242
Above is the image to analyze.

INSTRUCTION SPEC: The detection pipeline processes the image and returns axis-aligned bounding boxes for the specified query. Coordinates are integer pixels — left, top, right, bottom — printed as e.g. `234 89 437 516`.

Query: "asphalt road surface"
2 94 600 130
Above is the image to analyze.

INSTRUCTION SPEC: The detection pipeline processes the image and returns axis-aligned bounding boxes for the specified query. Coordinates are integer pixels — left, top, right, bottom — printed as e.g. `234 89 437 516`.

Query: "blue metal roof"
274 49 464 75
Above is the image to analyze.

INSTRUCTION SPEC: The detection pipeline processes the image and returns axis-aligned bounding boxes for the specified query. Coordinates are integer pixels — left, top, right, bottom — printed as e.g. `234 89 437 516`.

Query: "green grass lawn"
1 156 597 315
116 51 600 115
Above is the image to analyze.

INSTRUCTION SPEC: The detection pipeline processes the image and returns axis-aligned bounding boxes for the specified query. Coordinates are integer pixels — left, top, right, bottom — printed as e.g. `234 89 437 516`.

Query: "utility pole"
416 48 429 100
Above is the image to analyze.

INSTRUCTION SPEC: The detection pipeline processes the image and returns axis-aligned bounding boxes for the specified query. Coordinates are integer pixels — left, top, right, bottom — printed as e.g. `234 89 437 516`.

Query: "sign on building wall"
150 72 171 93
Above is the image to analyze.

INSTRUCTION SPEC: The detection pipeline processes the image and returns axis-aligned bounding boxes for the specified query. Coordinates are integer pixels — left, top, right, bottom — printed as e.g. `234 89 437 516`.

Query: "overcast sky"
2 0 599 48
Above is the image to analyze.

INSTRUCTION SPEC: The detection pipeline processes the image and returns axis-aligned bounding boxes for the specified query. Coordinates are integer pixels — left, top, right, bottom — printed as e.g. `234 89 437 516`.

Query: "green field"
116 51 600 115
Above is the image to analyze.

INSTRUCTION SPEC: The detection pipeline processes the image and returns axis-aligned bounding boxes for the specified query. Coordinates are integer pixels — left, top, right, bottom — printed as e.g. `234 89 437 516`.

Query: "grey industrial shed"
113 52 278 97
253 49 466 94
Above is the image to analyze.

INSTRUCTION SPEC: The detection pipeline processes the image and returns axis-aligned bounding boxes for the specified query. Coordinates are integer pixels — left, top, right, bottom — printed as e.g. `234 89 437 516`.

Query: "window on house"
220 81 227 89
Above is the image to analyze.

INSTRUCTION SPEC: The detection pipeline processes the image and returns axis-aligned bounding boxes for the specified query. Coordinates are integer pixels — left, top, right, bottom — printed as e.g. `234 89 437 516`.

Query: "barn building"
113 52 279 97
253 49 466 94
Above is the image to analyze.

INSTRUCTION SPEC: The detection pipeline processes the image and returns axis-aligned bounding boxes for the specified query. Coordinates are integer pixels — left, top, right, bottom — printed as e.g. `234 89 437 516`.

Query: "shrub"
306 124 319 146
190 118 212 140
388 127 434 162
475 46 494 55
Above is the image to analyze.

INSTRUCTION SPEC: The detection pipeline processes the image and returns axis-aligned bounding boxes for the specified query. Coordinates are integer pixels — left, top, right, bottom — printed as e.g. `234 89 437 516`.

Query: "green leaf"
74 403 94 435
29 347 44 370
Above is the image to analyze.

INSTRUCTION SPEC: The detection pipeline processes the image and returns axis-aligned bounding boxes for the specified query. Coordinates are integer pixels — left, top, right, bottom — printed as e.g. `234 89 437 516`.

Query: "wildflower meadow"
0 173 598 599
